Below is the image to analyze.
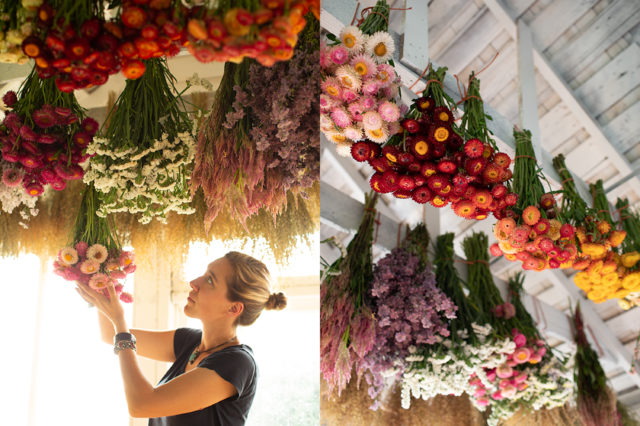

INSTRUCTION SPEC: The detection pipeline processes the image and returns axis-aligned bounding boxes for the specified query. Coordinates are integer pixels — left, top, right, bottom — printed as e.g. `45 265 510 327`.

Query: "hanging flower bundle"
0 68 93 200
486 273 573 424
462 232 552 423
53 183 134 302
572 303 618 426
615 198 640 309
0 0 39 64
84 58 195 224
490 129 577 272
363 223 457 409
192 16 318 228
321 193 377 398
320 0 403 153
181 0 319 66
399 233 504 410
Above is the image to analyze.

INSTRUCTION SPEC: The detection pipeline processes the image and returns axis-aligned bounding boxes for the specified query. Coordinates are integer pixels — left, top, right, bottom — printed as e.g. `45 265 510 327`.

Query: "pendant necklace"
189 335 237 364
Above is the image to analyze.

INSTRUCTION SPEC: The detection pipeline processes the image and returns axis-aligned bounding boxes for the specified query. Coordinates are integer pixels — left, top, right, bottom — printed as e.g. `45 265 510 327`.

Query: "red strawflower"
464 157 487 176
369 157 389 173
522 205 541 226
409 135 430 160
119 41 138 58
397 151 415 167
32 107 58 128
538 238 554 253
428 124 450 143
401 118 421 134
491 184 507 199
482 144 494 159
435 183 453 197
141 24 159 40
37 3 55 25
453 200 476 218
433 106 453 124
560 223 575 239
540 193 556 209
65 38 90 60
447 132 464 150
73 131 91 148
490 243 503 257
397 175 416 191
382 170 400 191
81 18 102 39
420 162 438 178
482 163 503 184
25 181 44 197
473 190 493 210
413 175 426 187
415 96 435 113
452 174 468 188
406 162 421 173
437 158 457 174
122 60 145 79
504 193 518 206
464 138 483 158
2 91 17 108
393 189 412 199
534 219 550 235
370 172 388 193
493 152 511 169
427 173 449 191
22 36 43 58
81 117 99 136
382 145 400 164
350 141 372 162
430 195 448 208
431 141 446 159
411 186 432 204
121 6 147 29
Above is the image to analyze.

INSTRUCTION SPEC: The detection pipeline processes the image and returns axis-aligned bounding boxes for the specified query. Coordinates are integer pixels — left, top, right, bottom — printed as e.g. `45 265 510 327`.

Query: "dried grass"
502 405 582 426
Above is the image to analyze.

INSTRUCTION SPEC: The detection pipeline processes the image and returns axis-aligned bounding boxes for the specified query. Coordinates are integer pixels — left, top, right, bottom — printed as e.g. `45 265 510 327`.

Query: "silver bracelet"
114 339 136 354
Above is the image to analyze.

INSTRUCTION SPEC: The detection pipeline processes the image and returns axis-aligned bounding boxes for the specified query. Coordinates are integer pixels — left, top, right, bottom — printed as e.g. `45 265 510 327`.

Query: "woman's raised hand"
76 281 127 331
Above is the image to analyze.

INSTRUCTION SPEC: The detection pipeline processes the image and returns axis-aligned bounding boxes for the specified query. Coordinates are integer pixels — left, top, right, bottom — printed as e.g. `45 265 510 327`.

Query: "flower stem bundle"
616 198 640 273
573 303 618 426
53 183 134 303
85 58 195 224
552 153 589 224
320 192 378 398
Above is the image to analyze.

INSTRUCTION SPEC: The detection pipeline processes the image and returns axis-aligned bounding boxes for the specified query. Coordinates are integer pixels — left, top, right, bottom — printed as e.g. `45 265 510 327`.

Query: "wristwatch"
114 332 137 354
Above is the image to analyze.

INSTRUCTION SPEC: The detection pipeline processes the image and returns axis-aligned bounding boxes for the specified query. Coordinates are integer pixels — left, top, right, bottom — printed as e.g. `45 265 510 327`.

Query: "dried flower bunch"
1 67 93 202
320 0 402 154
54 183 134 303
0 0 39 64
192 15 319 228
84 58 195 224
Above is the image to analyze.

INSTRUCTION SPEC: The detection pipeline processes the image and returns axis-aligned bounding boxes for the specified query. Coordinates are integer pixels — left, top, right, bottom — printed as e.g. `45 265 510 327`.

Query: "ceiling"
320 0 640 414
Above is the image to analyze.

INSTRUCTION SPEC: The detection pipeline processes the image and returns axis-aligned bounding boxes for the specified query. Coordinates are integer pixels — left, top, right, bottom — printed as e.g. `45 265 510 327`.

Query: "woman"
76 251 287 425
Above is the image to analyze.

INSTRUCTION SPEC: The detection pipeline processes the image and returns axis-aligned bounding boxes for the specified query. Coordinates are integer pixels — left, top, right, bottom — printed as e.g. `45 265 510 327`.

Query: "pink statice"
329 45 349 65
330 107 352 128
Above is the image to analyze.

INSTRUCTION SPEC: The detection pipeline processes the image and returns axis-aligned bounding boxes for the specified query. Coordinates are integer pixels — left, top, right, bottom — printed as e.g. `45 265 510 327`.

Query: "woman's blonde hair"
224 251 287 326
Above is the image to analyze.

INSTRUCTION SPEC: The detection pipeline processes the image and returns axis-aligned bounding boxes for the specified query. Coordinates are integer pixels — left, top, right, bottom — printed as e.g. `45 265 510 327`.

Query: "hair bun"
265 292 287 310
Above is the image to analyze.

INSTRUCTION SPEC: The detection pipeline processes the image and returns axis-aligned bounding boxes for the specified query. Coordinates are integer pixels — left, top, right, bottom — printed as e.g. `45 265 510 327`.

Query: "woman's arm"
97 311 176 363
77 282 237 418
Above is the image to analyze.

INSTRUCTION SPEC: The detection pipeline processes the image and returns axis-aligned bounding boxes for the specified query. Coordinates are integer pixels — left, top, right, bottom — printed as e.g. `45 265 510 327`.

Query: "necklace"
188 335 237 364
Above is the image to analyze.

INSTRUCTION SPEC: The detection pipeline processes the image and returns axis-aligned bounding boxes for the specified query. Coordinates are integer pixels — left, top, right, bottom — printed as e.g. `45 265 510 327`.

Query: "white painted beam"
402 0 429 71
517 19 542 163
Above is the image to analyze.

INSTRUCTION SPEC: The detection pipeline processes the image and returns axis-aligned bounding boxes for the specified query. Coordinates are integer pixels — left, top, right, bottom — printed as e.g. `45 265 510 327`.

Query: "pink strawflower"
32 106 58 128
124 263 137 274
330 107 351 128
514 372 528 383
80 259 100 274
496 364 513 379
3 112 22 132
343 126 363 141
361 79 378 96
110 270 126 279
40 168 58 183
362 111 382 130
516 382 528 391
89 273 109 291
58 246 79 266
54 106 72 117
319 43 331 69
119 292 134 303
513 347 531 364
24 181 44 196
513 332 527 348
388 121 400 136
340 89 358 103
350 54 376 78
492 304 504 318
321 77 342 99
38 134 58 144
529 353 543 364
72 131 91 148
375 64 396 87
378 101 400 122
64 114 79 125
81 117 99 136
50 178 66 191
501 385 517 398
2 91 17 108
476 397 489 407
503 302 516 319
75 241 89 258
329 45 349 65
360 96 376 110
486 369 497 382
319 94 337 112
86 244 108 264
491 390 503 400
474 388 486 398
499 379 511 389
347 101 364 117
2 168 23 187
62 267 82 281
536 346 547 357
19 125 38 141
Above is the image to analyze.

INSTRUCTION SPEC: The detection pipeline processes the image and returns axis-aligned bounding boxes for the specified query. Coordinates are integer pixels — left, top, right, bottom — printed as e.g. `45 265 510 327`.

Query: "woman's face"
184 257 238 321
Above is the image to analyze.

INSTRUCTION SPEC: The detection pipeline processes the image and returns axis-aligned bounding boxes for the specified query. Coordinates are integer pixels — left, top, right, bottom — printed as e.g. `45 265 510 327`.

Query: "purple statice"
365 247 457 405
